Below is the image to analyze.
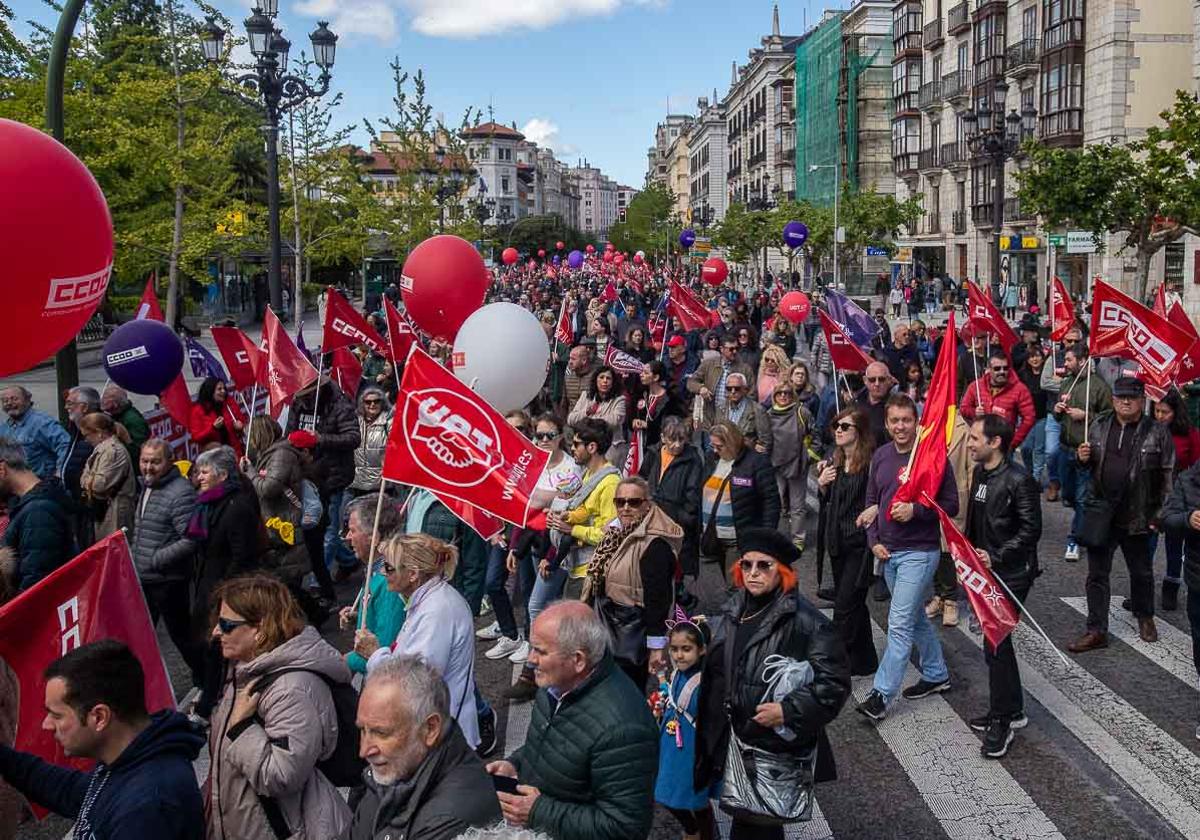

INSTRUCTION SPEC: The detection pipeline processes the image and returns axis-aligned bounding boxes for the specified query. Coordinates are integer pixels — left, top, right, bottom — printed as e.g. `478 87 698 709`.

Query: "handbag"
593 594 648 668
700 474 732 558
1075 495 1114 549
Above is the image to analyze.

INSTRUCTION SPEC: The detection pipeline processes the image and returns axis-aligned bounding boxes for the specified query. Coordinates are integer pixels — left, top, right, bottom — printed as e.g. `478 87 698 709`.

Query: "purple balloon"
567 250 584 269
552 254 561 264
679 228 696 249
102 318 184 395
783 221 809 249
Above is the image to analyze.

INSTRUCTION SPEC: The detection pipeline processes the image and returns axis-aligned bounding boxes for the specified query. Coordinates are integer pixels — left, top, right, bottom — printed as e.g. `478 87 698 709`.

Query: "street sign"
864 246 888 257
1066 231 1097 254
1048 234 1066 247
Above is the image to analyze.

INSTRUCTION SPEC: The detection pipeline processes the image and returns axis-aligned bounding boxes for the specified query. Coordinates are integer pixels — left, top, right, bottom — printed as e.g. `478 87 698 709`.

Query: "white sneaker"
485 636 523 660
508 640 531 663
1064 543 1080 561
476 621 502 641
480 596 493 616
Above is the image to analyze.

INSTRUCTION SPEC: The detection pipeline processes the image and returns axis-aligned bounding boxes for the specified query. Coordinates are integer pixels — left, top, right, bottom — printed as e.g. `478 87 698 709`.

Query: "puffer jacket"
508 654 659 840
964 459 1042 590
703 447 781 536
959 375 1037 448
132 465 197 584
250 439 309 583
4 478 77 591
1161 460 1200 592
695 588 851 791
639 442 704 575
208 626 353 840
1084 413 1174 534
349 410 392 492
286 381 361 493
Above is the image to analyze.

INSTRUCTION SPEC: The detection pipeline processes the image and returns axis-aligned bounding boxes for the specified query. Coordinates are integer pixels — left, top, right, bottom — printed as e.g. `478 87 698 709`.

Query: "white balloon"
452 302 550 414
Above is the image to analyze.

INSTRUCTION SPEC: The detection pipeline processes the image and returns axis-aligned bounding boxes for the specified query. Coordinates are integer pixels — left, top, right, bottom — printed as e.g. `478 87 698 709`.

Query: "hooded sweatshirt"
4 477 78 590
0 710 204 840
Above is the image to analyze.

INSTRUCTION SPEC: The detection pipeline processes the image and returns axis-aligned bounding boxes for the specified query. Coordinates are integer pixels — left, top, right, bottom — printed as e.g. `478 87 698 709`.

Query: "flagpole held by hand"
358 478 390 632
991 573 1072 667
1084 358 1092 440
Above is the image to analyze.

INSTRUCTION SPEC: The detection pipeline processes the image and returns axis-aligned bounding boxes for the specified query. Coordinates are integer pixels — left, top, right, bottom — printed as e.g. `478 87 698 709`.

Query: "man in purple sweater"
857 393 960 721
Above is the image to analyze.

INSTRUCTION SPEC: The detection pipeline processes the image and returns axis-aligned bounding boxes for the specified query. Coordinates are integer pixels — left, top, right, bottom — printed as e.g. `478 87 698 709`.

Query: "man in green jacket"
102 385 150 466
487 601 659 840
1051 341 1112 561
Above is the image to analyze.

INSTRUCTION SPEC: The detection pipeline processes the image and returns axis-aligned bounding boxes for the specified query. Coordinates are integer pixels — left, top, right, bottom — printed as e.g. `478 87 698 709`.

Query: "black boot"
1162 580 1180 612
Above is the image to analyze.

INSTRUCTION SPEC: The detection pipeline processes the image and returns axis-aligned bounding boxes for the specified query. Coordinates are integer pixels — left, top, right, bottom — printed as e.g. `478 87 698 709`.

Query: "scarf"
581 520 632 604
186 477 240 541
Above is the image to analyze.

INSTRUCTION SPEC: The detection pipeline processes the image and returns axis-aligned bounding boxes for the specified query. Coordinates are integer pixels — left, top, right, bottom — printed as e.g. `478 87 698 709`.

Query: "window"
1040 50 1083 137
892 117 921 170
1022 6 1037 41
931 55 942 85
957 181 966 212
971 162 993 207
479 147 490 160
501 176 510 193
1043 0 1084 49
957 41 968 74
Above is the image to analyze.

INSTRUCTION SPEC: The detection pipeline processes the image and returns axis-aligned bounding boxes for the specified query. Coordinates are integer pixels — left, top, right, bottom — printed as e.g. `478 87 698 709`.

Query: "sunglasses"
834 421 855 432
727 385 746 392
866 376 889 384
990 366 1009 373
613 497 646 508
533 431 560 441
216 617 250 634
738 559 775 574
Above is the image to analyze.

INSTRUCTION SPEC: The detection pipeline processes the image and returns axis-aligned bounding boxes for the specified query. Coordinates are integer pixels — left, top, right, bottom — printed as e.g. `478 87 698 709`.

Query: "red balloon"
537 249 546 258
602 251 614 264
555 241 564 250
585 244 595 253
633 254 644 265
0 119 113 377
779 291 811 324
400 235 489 340
614 254 625 265
501 247 519 265
701 257 729 286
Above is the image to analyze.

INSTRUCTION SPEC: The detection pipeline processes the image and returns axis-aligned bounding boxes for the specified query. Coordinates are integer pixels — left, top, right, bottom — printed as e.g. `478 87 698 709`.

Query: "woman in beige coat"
78 412 136 538
568 365 627 467
206 574 352 840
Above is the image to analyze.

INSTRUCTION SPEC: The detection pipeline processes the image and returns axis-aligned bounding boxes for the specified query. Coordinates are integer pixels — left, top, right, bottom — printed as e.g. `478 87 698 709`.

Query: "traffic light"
618 208 627 223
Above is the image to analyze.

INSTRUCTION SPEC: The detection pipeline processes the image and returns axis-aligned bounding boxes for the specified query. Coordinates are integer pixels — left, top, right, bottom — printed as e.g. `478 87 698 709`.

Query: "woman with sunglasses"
348 387 394 498
694 528 851 840
700 421 781 577
756 344 791 406
816 408 879 675
207 574 353 840
734 326 760 373
568 365 627 467
639 417 705 581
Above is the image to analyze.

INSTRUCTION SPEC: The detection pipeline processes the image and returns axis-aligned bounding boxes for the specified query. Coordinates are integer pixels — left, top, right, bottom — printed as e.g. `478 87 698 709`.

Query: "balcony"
973 1 1008 23
1006 38 1039 78
942 70 970 105
972 205 997 227
893 89 920 116
947 2 970 36
748 150 767 168
1043 17 1085 53
1039 109 1083 148
727 164 741 178
941 140 969 170
919 147 940 172
952 209 968 234
1004 196 1035 223
774 143 796 162
923 19 944 51
925 214 942 235
919 80 943 112
893 153 920 177
774 106 796 127
728 124 741 142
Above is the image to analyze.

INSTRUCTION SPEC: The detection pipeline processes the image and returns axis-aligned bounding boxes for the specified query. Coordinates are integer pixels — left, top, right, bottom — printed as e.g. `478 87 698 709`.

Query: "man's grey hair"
194 445 238 480
69 386 101 411
0 386 31 400
102 384 131 409
726 372 748 388
548 601 610 666
365 654 449 732
347 493 402 540
660 415 690 442
452 824 555 840
140 438 172 459
0 438 28 471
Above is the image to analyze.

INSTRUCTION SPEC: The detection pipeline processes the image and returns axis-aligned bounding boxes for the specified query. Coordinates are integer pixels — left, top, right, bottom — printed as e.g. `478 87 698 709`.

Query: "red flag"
819 310 874 372
384 297 418 363
604 344 646 377
136 274 192 427
967 283 1019 352
669 280 709 332
554 299 574 347
261 307 319 417
623 429 644 478
330 346 363 397
601 281 619 303
323 287 387 356
1167 300 1200 385
926 495 1020 652
211 326 263 391
1153 283 1168 318
893 312 958 510
1089 281 1194 390
383 347 550 527
437 494 504 541
0 532 174 817
136 272 164 321
1049 277 1074 342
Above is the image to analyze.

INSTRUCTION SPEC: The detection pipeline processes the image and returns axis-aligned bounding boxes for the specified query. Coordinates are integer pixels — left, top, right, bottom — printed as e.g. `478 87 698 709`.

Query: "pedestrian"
700 421 781 576
486 601 660 840
633 361 684 449
1160 458 1200 740
1151 389 1200 610
101 385 150 465
569 365 628 467
789 362 821 418
189 377 246 459
715 373 772 455
1002 282 1020 320
889 284 904 319
78 412 137 539
62 386 100 549
694 528 851 840
339 493 406 675
344 655 501 840
0 385 69 480
956 329 990 401
816 407 879 675
348 387 393 497
1040 325 1083 503
665 336 699 407
857 394 959 721
964 415 1042 758
1017 343 1050 487
206 574 354 840
856 361 894 447
767 382 813 551
561 345 599 418
0 640 204 840
1068 377 1173 651
0 437 76 590
734 325 760 372
960 350 1037 450
756 345 790 406
639 417 705 581
132 438 203 688
1051 341 1111 561
687 337 754 434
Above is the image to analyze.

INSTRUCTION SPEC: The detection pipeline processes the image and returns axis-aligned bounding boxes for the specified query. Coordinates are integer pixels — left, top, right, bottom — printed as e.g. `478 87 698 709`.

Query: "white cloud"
520 118 579 156
293 0 399 42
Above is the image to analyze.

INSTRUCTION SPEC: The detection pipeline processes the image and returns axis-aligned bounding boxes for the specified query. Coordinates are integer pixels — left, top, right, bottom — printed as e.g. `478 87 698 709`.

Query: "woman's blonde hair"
709 420 744 456
211 574 305 655
380 533 459 580
758 344 790 379
247 416 281 461
78 412 131 445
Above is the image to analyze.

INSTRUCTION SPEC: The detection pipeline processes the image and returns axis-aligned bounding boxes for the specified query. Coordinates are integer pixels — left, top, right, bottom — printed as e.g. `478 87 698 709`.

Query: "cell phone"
491 773 520 795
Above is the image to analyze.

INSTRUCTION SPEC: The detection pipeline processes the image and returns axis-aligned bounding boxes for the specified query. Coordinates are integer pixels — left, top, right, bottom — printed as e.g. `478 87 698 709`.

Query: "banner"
1166 300 1200 386
184 335 227 382
0 532 174 818
604 345 646 377
967 283 1019 352
1088 281 1193 390
437 494 504 541
383 347 550 527
323 287 388 356
893 312 958 510
261 307 319 417
823 289 880 348
668 280 709 332
1049 277 1074 342
211 326 263 391
819 310 873 372
926 496 1020 652
330 346 363 397
384 297 418 363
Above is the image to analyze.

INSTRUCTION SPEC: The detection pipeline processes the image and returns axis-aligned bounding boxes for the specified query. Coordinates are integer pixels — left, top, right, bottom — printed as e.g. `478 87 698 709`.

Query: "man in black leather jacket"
964 415 1042 759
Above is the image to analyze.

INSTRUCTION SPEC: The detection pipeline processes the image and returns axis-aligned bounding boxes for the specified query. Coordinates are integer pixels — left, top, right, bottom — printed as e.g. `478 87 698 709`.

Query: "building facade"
572 162 620 238
646 115 695 187
462 121 525 224
616 185 639 221
687 93 729 226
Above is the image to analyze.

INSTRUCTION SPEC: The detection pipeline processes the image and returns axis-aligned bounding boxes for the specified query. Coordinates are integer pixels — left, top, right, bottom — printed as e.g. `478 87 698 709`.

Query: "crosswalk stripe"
957 621 1200 838
1059 596 1197 690
858 621 1065 840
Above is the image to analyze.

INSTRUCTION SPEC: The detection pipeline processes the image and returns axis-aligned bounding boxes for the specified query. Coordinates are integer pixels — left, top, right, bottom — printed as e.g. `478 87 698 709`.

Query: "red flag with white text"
323 287 388 356
623 429 644 478
1088 281 1194 390
383 347 550 527
554 300 574 347
1167 300 1200 385
967 283 1019 352
211 326 263 391
819 310 874 372
261 307 319 417
1050 277 1074 342
0 532 174 818
669 279 710 332
926 495 1020 652
330 346 363 397
384 297 418 363
604 344 646 377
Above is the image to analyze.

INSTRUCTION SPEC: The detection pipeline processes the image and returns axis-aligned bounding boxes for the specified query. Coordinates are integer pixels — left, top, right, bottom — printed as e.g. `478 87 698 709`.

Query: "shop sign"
1066 231 1097 254
1000 236 1041 251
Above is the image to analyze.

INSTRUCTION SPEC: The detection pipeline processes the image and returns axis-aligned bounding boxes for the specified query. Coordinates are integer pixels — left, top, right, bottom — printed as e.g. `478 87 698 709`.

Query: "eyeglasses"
363 398 383 404
990 366 1009 373
613 496 646 508
834 421 855 432
738 559 775 574
216 617 251 634
727 385 746 392
866 376 889 384
721 346 737 353
533 431 560 441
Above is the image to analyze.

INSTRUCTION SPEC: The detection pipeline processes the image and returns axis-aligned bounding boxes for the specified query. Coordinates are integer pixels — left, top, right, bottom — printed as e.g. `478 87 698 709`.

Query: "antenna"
487 96 494 125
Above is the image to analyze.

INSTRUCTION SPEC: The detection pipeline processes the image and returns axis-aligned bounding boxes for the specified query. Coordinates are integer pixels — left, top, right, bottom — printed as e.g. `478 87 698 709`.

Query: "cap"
288 430 319 449
737 527 801 567
1112 376 1145 399
667 335 686 348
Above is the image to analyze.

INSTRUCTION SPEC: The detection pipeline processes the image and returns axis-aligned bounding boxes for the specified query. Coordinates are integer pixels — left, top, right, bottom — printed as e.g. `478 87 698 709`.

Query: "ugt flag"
1089 280 1194 390
892 312 958 511
927 496 1020 652
383 347 550 527
0 532 174 818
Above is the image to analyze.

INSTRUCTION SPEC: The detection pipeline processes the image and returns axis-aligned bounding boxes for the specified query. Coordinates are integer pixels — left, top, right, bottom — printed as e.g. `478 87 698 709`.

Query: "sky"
8 0 846 187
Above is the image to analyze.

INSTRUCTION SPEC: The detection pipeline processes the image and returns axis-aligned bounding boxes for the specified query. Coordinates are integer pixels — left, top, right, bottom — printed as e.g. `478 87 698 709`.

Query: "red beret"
288 430 318 449
667 335 686 348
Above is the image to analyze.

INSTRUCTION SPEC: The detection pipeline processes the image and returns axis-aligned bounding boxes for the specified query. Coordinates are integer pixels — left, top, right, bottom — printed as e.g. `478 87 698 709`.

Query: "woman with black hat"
694 527 851 839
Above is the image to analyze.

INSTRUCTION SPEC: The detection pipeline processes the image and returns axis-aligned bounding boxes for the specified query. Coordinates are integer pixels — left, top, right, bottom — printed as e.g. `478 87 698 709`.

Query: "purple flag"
824 288 880 348
295 318 314 363
184 335 227 382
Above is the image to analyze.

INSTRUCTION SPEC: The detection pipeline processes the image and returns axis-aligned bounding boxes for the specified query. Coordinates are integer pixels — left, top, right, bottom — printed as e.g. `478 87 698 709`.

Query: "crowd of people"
0 264 1198 840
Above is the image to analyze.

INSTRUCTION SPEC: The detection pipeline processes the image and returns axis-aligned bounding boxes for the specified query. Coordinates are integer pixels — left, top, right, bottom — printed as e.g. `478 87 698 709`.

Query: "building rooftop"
462 121 526 140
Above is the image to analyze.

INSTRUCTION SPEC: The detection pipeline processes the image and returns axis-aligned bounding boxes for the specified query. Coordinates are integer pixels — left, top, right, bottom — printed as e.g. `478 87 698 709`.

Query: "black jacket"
704 447 781 538
342 721 500 840
1160 460 1200 592
640 442 704 574
1085 413 1174 534
192 483 265 634
695 589 851 790
4 477 77 591
286 381 362 493
0 710 204 840
965 460 1042 590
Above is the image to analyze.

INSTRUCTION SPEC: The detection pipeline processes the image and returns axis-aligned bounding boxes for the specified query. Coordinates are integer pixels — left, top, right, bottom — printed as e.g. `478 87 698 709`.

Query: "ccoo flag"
892 312 958 510
323 287 388 356
1049 277 1074 342
1089 280 1194 391
819 310 874 372
261 307 319 417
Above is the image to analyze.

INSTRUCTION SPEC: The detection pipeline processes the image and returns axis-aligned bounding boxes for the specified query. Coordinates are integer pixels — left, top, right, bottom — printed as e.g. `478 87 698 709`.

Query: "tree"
0 1 25 77
1016 90 1200 301
498 214 589 256
607 182 679 259
712 202 772 268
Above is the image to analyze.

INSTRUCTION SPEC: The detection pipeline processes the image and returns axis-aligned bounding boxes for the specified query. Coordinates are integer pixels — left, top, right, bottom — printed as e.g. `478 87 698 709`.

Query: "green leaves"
608 182 679 257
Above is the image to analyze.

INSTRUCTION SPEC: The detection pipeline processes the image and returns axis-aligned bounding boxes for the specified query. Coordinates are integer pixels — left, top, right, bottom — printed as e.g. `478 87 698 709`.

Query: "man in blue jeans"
857 394 960 721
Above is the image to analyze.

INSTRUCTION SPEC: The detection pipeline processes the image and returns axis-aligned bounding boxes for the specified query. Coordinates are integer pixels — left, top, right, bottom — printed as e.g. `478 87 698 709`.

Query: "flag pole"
358 476 392 631
243 383 258 456
992 573 1072 667
831 359 840 413
1084 358 1092 440
972 347 983 408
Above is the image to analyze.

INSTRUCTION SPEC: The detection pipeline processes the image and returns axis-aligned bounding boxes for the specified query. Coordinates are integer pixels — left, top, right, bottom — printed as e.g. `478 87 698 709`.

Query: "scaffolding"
795 13 845 207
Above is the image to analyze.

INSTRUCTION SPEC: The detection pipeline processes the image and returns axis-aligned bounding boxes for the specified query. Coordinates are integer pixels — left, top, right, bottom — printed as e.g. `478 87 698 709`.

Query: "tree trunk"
1135 244 1152 304
165 0 185 330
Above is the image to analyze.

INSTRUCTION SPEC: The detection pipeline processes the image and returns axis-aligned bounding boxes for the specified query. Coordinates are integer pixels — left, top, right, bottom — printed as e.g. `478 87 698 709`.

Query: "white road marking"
958 621 1200 839
1060 596 1197 690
